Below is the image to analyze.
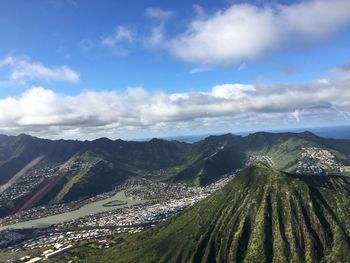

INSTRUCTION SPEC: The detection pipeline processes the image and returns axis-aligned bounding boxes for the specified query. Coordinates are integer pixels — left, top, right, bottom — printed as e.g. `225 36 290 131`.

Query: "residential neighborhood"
0 175 234 262
296 147 345 175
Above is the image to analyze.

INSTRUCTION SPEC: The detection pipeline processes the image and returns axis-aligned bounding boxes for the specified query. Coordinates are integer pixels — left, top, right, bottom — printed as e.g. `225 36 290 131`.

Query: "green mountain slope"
0 134 84 185
172 144 245 185
91 163 350 263
170 131 350 185
1 131 350 217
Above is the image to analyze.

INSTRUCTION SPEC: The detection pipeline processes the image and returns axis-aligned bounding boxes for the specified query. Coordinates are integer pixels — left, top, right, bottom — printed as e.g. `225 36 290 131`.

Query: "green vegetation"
57 160 129 202
245 136 311 171
51 154 100 203
1 131 350 216
79 163 350 263
47 233 130 263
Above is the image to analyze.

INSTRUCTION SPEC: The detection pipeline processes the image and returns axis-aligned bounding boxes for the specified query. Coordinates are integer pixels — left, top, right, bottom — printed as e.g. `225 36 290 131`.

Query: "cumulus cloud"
0 56 80 85
210 84 255 99
0 73 349 139
167 0 350 66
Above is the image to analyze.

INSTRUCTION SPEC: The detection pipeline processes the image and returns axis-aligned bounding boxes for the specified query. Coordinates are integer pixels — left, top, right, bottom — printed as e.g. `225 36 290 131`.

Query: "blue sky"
0 0 350 139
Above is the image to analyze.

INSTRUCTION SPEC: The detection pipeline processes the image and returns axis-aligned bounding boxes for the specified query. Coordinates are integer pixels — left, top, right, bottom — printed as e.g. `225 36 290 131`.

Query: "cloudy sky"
0 0 350 140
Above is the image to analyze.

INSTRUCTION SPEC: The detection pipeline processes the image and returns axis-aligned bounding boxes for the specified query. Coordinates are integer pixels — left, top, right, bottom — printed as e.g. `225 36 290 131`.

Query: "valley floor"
0 175 234 262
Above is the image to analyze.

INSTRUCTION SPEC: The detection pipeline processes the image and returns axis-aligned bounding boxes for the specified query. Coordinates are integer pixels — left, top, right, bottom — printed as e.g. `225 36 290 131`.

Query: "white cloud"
167 0 350 66
211 83 255 99
0 56 80 85
146 25 166 47
292 109 301 122
101 26 136 56
144 7 174 48
101 26 135 47
145 7 174 21
0 74 349 139
188 67 212 74
192 4 206 20
280 0 350 39
102 8 174 51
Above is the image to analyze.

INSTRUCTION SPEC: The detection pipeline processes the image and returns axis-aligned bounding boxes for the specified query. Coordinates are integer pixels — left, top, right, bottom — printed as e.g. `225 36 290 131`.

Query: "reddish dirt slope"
17 158 77 213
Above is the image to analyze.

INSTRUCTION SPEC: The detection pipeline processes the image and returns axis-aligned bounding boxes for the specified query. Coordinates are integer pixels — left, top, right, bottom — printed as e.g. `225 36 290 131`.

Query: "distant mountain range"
164 126 350 142
0 131 350 217
74 163 350 263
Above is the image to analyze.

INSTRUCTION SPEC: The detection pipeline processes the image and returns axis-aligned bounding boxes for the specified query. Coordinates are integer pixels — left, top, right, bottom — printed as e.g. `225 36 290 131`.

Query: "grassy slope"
52 153 102 203
53 160 131 203
171 135 246 186
2 132 350 210
84 163 350 263
245 137 313 172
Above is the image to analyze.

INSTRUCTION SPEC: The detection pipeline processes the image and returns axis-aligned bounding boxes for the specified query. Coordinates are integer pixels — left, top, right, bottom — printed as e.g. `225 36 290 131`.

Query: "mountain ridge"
1 131 350 217
86 163 350 263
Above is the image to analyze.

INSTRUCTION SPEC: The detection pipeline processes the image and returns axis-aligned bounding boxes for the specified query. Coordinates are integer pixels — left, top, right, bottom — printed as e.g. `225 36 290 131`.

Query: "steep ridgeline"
94 163 350 263
0 132 350 217
0 135 191 216
172 131 350 185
